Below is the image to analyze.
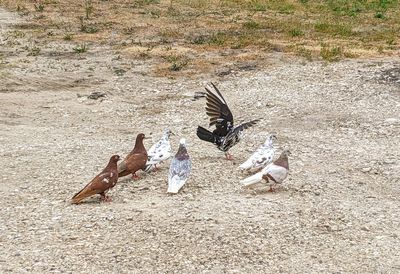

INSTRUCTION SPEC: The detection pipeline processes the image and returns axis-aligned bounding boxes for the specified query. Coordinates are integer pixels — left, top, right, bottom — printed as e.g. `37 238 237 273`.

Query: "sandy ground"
1 8 400 274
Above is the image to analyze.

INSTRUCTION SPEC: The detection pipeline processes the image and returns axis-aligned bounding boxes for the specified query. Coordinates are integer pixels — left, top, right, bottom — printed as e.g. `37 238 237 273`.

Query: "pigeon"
71 155 120 204
196 82 260 160
241 150 290 192
167 138 192 194
118 133 148 180
144 129 174 173
239 134 277 171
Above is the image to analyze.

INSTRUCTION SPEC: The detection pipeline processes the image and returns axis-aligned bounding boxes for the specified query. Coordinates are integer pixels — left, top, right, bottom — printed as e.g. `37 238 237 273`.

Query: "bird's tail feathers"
71 189 91 204
167 176 186 194
240 172 263 187
196 126 216 144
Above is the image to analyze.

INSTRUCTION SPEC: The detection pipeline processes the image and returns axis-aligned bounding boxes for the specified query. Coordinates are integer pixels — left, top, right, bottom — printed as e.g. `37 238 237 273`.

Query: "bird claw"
267 186 276 192
225 153 234 160
132 173 140 180
100 195 112 202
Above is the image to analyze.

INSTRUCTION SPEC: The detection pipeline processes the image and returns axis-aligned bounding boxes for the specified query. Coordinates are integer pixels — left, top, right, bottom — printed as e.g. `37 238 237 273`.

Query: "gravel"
1 8 400 274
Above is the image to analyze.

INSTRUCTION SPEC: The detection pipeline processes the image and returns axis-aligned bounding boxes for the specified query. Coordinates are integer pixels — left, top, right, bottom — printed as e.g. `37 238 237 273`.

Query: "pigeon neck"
274 154 288 169
176 145 189 160
133 138 145 153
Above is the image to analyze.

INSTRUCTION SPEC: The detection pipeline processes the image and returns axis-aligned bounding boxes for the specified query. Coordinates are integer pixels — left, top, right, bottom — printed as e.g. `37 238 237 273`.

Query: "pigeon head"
164 129 175 138
133 133 146 152
110 155 120 162
266 134 277 144
136 133 146 140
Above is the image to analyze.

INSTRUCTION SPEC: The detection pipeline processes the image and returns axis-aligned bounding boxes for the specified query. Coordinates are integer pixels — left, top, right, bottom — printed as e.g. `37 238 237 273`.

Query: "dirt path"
1 8 400 273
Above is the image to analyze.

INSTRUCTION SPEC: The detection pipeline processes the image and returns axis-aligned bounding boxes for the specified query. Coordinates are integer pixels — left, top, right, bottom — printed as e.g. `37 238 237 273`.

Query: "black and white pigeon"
196 82 260 160
144 129 173 172
239 134 277 171
241 150 290 192
167 138 192 194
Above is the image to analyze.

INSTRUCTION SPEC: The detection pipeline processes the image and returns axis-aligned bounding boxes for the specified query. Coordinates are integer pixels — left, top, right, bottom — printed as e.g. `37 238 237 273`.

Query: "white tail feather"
167 176 186 194
240 172 263 187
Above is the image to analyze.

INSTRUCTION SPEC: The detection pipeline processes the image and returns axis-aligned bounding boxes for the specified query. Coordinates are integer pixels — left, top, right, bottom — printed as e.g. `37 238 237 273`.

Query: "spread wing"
205 82 234 136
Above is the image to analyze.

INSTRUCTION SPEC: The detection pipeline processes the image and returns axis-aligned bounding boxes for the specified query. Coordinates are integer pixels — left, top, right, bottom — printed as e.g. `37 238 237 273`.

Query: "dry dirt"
1 8 400 274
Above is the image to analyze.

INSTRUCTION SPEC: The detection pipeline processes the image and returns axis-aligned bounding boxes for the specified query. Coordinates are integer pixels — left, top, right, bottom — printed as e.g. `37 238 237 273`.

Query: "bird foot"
132 173 140 180
267 186 276 193
153 165 160 172
100 195 112 202
225 153 234 160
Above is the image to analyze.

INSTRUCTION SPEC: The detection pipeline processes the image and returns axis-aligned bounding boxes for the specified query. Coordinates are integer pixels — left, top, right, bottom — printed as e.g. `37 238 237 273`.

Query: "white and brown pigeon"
144 129 173 173
196 82 260 160
167 138 192 194
71 155 120 204
241 150 290 192
239 134 277 171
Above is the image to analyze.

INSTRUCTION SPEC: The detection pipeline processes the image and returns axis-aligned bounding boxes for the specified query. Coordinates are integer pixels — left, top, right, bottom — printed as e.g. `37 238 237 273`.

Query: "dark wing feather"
204 83 234 137
233 119 260 132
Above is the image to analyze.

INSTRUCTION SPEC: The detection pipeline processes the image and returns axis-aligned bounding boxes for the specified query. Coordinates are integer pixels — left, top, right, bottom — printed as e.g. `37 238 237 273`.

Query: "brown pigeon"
118 133 148 180
71 155 120 204
241 150 290 192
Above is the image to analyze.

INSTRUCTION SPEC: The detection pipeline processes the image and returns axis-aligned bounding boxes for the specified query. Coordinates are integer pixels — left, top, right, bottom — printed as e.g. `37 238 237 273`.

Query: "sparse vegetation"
73 44 88 53
320 44 343 62
34 3 44 12
84 0 93 20
25 45 41 56
0 0 399 70
63 33 73 41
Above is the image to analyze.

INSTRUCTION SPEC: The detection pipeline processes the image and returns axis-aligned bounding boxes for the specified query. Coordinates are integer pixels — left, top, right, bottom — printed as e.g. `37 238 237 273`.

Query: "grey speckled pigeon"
167 138 192 194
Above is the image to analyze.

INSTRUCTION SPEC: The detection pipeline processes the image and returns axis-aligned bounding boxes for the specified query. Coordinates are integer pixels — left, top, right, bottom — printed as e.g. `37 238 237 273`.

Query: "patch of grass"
296 46 313 61
314 22 353 37
166 54 188 71
374 11 385 18
288 28 304 37
208 32 227 46
249 1 267 11
34 3 45 12
63 33 73 40
73 44 88 53
320 44 342 62
79 17 98 33
242 20 260 30
133 0 160 8
7 30 25 39
84 0 93 20
25 46 41 56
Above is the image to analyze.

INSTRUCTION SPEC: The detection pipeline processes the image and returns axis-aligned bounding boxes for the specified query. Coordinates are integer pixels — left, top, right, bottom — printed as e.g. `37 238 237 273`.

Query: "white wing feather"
239 136 275 171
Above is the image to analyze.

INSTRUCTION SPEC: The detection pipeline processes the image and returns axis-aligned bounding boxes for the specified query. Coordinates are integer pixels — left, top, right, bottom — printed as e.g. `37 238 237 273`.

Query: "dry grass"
0 0 399 74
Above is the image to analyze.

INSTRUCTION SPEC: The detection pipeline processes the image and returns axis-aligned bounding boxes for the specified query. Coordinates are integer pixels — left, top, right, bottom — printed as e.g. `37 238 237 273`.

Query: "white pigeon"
167 138 192 194
239 134 277 171
144 129 173 172
241 150 290 192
